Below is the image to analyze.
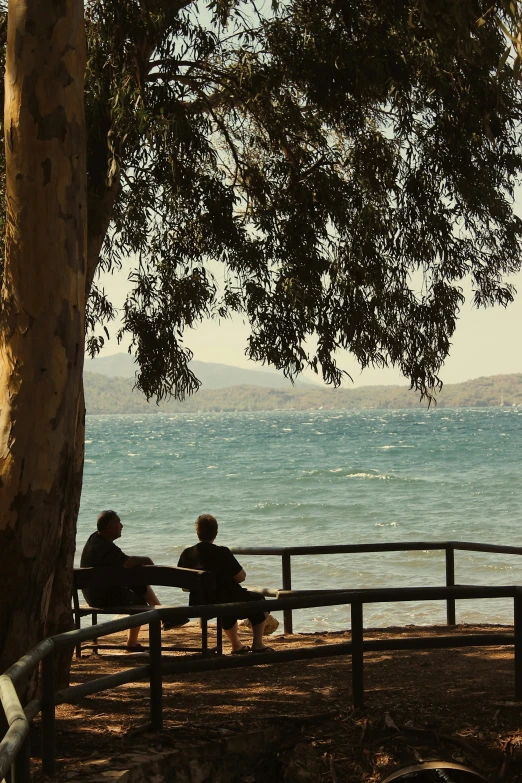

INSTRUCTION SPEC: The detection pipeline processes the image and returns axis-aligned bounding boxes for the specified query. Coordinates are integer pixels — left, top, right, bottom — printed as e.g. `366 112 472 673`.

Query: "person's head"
97 510 123 541
195 514 218 542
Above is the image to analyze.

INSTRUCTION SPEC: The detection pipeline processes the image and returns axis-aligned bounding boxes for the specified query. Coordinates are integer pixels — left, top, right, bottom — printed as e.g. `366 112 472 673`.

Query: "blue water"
77 408 522 631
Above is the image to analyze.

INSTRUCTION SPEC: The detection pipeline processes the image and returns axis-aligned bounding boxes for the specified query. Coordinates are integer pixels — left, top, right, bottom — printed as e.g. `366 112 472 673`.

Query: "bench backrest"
73 565 216 600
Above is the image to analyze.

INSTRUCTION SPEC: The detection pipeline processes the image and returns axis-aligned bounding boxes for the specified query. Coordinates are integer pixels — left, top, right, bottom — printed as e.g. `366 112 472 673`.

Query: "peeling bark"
44 198 119 684
0 0 87 682
45 386 85 688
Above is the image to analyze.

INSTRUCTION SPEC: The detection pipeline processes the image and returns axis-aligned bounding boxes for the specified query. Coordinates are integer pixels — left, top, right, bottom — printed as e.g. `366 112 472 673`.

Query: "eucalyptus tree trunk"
0 0 87 681
44 184 120 687
44 389 85 687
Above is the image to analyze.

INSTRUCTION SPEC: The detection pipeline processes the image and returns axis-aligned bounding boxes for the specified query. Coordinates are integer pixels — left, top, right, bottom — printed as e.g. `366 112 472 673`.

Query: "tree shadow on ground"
30 624 522 782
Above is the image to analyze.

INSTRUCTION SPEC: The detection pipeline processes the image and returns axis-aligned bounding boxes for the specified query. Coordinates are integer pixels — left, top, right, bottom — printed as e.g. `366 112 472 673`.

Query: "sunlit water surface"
77 408 522 631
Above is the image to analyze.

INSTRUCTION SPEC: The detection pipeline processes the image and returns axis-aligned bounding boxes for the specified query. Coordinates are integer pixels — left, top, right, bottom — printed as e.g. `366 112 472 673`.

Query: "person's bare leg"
127 625 141 648
252 619 268 651
144 585 160 605
126 586 158 648
224 622 248 652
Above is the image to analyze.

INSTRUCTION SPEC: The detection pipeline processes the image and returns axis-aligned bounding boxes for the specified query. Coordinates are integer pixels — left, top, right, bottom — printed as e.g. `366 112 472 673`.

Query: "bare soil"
32 623 522 782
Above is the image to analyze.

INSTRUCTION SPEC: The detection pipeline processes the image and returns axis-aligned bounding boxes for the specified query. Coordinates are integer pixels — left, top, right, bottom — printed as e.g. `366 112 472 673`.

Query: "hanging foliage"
2 0 522 402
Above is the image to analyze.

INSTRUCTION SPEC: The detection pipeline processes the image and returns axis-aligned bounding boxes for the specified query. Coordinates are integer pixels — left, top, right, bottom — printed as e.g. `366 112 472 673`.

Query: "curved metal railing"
2 540 522 781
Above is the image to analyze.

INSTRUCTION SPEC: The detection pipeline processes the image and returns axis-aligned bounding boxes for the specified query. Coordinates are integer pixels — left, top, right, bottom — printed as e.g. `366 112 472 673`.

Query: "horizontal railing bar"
157 586 521 622
0 716 28 781
275 583 504 594
26 585 522 653
232 541 522 557
232 542 447 556
274 585 520 602
24 698 41 723
276 588 360 596
364 633 514 652
451 542 522 556
277 543 449 555
277 585 518 605
55 664 150 705
51 610 159 646
161 631 516 676
274 584 506 597
0 676 26 733
3 638 55 685
163 642 354 674
0 675 29 781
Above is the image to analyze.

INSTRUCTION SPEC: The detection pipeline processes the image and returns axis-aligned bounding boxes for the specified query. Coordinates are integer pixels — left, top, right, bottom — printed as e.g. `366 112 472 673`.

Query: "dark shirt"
80 532 130 606
177 542 245 604
81 532 128 569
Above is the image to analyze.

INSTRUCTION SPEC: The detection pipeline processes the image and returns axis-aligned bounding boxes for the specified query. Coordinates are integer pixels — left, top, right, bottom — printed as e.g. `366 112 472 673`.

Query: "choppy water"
77 408 522 631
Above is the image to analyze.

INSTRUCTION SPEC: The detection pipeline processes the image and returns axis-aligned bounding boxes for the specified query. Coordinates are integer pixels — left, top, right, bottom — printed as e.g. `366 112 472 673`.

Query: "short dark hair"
97 510 119 532
195 514 218 541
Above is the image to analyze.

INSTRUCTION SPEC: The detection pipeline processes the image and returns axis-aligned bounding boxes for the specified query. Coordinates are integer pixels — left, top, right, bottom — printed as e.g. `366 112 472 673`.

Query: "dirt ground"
31 622 522 782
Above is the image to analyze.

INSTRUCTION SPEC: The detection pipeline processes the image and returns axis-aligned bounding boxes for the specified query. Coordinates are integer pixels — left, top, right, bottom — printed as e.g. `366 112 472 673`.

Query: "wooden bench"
73 565 220 657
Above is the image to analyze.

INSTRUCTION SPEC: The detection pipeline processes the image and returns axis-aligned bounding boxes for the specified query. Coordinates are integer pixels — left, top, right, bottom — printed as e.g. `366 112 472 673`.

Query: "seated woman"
177 514 272 654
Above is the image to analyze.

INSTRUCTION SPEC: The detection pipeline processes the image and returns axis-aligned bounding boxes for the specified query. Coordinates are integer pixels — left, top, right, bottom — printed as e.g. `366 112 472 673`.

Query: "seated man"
177 513 272 655
80 509 162 651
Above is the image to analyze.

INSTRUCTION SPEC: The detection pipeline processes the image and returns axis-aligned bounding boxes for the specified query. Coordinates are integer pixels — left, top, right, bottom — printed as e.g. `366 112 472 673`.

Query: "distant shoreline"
84 371 522 414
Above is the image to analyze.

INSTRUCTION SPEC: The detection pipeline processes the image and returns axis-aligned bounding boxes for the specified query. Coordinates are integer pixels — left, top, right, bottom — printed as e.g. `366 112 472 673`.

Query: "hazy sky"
95 259 522 388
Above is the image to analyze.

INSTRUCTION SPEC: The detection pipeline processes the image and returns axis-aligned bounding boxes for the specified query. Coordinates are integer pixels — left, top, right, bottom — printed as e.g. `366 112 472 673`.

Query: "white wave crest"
347 472 391 480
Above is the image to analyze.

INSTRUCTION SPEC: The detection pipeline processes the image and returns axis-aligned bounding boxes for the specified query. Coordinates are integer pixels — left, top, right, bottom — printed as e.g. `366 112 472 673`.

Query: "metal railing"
231 540 522 633
2 584 522 782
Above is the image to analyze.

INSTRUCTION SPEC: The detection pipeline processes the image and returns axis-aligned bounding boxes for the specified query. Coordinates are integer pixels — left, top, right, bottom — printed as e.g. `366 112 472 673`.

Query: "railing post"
10 734 31 783
216 617 223 655
514 589 522 701
201 617 209 657
92 612 99 655
445 545 456 625
41 649 56 776
351 600 364 709
282 552 293 634
149 617 163 732
72 588 82 659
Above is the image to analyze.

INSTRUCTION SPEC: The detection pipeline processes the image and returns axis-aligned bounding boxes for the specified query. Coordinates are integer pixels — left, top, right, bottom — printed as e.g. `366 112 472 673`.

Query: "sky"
93 260 522 388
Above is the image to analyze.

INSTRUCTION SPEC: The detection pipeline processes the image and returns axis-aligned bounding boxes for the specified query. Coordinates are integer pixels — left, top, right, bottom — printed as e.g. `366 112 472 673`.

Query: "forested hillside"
84 372 522 414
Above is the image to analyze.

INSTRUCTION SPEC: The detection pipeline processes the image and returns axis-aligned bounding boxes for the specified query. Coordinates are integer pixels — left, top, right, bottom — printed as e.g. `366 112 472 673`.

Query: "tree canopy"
1 0 522 684
3 0 522 401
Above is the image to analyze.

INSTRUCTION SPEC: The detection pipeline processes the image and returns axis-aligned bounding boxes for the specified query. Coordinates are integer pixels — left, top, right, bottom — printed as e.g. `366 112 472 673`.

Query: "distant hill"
83 371 522 414
86 353 317 390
